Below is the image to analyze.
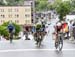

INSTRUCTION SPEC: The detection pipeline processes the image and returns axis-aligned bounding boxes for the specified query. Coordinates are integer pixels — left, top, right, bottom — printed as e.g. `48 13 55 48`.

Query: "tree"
0 0 6 5
47 4 54 10
70 0 75 10
47 0 63 10
0 26 9 39
6 0 24 5
35 0 48 11
55 1 71 21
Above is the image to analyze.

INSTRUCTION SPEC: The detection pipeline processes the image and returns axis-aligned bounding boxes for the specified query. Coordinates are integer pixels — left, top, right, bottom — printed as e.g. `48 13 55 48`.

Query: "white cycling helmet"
56 22 62 26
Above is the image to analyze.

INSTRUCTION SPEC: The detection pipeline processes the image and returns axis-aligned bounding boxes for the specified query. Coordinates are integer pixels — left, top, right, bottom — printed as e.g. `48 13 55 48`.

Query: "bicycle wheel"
58 36 63 51
38 40 41 47
55 36 59 49
9 33 13 43
55 42 59 49
38 37 42 47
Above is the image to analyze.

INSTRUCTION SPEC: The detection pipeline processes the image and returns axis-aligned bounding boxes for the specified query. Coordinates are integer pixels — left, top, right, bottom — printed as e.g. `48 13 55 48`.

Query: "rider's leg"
41 32 44 41
55 33 58 48
67 32 69 39
55 34 58 43
25 31 30 40
10 32 13 43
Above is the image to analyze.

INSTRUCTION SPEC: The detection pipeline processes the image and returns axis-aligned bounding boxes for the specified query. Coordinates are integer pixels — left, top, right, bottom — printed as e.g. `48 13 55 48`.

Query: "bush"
2 22 9 26
0 22 21 40
0 26 9 40
13 23 21 36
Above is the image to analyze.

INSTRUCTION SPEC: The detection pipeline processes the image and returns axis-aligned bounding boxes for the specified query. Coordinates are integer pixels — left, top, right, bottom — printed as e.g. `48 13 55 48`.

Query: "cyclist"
35 22 42 32
23 25 30 40
62 21 69 39
55 21 63 44
55 20 66 50
34 22 42 45
7 21 15 43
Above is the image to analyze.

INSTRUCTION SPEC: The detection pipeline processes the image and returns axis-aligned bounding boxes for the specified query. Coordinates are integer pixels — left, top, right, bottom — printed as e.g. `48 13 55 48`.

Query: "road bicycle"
55 32 63 51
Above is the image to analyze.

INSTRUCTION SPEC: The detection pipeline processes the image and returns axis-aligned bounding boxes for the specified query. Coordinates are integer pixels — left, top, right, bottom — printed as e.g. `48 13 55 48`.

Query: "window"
8 9 12 12
0 9 4 12
1 15 5 18
15 8 19 12
25 9 28 12
8 14 12 18
27 20 29 23
15 20 19 23
1 20 2 23
15 14 19 18
25 20 27 24
25 9 30 12
25 20 30 24
3 15 5 18
1 20 4 23
25 14 30 18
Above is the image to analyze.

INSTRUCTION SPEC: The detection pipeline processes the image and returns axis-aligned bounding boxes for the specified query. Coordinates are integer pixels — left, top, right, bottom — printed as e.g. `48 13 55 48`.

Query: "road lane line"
0 49 75 52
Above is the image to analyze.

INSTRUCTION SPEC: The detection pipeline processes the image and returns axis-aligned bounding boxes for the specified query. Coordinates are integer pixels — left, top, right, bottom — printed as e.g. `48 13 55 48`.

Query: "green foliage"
2 22 21 35
6 0 19 6
46 0 72 21
35 0 48 11
70 0 75 10
55 2 71 21
47 0 62 10
47 4 55 10
0 25 9 38
2 22 9 26
0 22 21 40
13 23 21 36
0 0 6 5
0 0 25 6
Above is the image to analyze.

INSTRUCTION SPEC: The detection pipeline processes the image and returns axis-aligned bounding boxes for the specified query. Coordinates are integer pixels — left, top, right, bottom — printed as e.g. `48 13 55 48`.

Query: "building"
24 0 35 24
0 0 34 25
0 5 31 25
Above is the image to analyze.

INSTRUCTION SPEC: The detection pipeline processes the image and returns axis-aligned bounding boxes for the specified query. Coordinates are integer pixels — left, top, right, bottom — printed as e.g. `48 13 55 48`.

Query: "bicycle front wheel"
58 37 63 51
9 33 13 43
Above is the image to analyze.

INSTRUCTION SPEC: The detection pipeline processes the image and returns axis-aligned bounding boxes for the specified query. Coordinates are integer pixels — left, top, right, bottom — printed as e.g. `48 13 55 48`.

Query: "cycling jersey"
8 24 14 33
56 22 62 33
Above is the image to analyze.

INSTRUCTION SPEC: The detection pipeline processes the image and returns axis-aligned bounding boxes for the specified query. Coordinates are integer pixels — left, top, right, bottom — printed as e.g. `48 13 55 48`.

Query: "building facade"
0 5 31 25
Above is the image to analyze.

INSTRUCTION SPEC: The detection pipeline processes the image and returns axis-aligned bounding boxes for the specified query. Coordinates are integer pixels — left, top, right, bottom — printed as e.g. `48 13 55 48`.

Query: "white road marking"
0 49 75 52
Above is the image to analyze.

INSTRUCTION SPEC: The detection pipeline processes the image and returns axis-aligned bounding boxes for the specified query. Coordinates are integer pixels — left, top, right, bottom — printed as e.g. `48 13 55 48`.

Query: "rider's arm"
54 26 57 34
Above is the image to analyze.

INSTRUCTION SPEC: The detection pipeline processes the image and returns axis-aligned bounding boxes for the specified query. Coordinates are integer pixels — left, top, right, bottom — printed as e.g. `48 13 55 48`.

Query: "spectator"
69 20 74 41
62 21 69 39
72 20 75 41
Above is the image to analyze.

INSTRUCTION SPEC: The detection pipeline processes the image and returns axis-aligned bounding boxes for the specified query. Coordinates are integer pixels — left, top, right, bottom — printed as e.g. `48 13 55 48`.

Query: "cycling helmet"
56 22 62 26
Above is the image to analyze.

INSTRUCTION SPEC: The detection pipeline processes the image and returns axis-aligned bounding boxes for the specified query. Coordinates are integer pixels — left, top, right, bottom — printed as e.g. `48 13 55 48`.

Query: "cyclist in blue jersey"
7 21 15 43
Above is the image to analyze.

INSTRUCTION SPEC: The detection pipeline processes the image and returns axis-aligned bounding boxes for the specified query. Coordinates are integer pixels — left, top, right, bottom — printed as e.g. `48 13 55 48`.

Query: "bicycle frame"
9 32 13 43
34 31 42 47
55 32 63 51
